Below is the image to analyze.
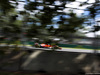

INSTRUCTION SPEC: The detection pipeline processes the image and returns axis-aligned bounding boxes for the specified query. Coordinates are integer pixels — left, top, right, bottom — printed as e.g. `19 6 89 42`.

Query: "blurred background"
1 0 100 75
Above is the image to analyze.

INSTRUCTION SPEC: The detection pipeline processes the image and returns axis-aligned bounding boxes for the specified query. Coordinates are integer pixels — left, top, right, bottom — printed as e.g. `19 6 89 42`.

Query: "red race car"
40 43 62 49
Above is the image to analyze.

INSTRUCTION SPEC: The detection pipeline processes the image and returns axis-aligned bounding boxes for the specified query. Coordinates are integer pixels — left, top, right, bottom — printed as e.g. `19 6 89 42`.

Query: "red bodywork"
40 43 52 47
40 43 62 49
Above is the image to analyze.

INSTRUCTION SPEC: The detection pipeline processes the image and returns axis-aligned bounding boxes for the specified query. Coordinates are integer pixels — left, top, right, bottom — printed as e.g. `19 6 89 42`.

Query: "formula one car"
40 43 62 49
34 43 62 49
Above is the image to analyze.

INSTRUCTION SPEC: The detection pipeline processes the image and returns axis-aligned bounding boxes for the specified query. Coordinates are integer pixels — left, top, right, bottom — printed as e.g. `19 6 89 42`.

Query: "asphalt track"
1 44 100 73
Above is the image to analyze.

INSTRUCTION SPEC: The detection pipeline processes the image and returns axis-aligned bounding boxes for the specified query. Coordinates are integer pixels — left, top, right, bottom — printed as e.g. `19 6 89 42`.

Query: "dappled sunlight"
83 64 92 73
11 51 25 60
90 60 100 73
21 52 84 72
73 53 87 63
22 51 43 67
82 60 100 73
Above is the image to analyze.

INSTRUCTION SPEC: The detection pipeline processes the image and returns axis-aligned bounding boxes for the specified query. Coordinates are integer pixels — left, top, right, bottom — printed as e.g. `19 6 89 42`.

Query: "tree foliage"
0 0 21 38
80 0 100 32
2 0 100 39
23 0 85 38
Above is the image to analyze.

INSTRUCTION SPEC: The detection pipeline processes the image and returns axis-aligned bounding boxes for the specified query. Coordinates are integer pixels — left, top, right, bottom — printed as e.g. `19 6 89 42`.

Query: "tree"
1 0 99 41
79 0 100 32
55 12 85 38
24 0 85 39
